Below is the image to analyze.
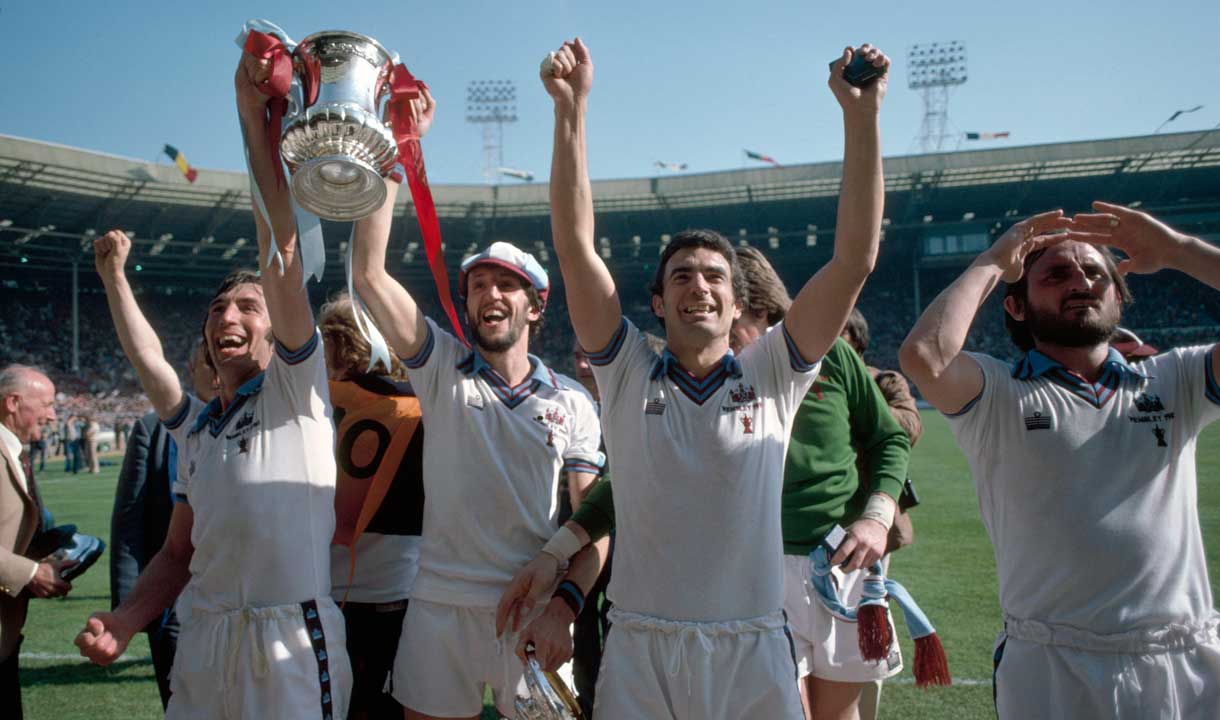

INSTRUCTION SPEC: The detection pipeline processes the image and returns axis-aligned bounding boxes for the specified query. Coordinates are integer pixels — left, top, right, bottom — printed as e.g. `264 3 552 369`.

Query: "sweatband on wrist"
540 525 583 564
552 580 584 618
860 492 897 532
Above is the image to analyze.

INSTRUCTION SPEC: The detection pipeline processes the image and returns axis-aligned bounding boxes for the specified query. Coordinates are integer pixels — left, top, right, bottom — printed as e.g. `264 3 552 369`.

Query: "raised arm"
94 231 184 420
783 45 889 363
350 91 436 359
543 38 622 353
1075 201 1220 381
899 211 1077 413
235 49 314 350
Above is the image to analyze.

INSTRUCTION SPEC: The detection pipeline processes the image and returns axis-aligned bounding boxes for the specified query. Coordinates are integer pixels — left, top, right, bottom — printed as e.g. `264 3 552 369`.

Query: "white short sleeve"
586 319 659 417
163 394 206 498
1151 344 1220 435
942 352 1017 463
398 317 469 411
561 389 604 475
266 329 329 416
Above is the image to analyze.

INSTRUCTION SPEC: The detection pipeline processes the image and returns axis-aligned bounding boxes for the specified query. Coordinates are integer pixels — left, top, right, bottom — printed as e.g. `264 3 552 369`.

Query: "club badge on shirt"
1126 391 1175 448
533 406 568 447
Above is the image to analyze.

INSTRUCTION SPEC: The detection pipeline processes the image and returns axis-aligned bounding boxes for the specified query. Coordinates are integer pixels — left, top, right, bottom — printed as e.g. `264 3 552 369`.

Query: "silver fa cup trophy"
514 651 585 720
280 31 399 221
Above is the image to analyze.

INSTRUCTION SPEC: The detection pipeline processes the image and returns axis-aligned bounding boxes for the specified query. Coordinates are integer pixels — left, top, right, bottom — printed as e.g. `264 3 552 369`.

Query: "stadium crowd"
6 254 1218 411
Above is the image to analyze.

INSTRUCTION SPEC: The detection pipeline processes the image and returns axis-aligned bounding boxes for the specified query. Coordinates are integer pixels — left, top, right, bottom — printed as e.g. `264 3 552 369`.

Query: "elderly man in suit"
0 364 74 718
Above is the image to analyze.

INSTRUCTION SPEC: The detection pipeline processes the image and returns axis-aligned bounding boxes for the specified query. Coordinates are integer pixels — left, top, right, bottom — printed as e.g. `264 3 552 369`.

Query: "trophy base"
291 155 387 221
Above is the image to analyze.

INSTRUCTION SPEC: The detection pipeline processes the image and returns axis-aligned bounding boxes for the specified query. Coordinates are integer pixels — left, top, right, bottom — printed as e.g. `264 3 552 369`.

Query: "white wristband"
860 492 896 532
540 525 583 564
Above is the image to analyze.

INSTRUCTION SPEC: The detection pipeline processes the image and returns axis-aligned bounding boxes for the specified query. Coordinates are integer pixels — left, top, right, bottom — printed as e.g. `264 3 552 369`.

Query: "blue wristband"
552 580 584 618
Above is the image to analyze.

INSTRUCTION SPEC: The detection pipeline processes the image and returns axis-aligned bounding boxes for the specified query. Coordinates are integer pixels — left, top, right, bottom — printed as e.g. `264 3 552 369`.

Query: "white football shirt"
402 319 603 608
588 319 819 622
165 331 337 613
947 346 1220 633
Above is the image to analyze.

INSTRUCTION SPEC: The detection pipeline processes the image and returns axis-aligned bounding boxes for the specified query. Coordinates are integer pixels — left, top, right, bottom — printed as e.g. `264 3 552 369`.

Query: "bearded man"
350 86 603 720
900 203 1220 718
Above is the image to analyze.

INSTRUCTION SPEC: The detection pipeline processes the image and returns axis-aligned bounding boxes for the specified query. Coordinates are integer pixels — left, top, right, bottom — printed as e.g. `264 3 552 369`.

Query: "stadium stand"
3 130 1220 410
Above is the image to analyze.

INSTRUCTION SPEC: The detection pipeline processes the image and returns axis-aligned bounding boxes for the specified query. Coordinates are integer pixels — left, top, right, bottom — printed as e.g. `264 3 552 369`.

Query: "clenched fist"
541 38 593 107
93 230 132 280
235 50 275 123
75 612 134 666
828 44 891 116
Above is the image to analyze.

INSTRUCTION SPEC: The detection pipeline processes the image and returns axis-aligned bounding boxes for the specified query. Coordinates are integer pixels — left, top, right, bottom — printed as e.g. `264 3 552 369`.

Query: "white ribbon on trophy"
234 19 392 373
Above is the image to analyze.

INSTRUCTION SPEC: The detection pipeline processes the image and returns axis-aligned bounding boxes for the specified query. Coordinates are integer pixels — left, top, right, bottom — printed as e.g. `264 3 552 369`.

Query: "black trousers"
342 600 408 720
572 539 613 718
148 611 179 710
1 636 23 720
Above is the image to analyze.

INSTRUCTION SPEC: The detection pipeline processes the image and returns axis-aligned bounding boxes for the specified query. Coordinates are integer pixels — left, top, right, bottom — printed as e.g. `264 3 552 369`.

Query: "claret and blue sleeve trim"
400 323 435 369
781 323 820 373
943 379 985 418
563 459 603 474
275 330 320 365
163 397 193 430
584 319 629 367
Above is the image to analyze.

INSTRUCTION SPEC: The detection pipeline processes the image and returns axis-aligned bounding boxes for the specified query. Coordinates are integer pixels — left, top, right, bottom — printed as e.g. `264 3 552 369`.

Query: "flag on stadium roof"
654 160 688 172
497 167 534 182
964 131 1010 141
163 144 198 183
1155 105 1204 133
744 149 780 167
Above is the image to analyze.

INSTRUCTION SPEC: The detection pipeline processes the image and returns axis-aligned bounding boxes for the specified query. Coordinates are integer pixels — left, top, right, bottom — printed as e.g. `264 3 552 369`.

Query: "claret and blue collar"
650 348 743 382
650 348 743 405
1011 346 1148 409
1011 347 1149 382
457 347 559 408
189 372 265 437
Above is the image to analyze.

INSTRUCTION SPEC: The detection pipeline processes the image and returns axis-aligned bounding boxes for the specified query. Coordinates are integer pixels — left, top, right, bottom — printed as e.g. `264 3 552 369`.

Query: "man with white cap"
352 109 603 717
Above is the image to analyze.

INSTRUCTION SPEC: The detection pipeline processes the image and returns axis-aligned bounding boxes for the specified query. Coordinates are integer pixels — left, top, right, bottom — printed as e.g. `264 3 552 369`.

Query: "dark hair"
842 307 870 354
734 246 791 325
648 229 746 328
524 285 545 340
1003 244 1132 351
200 269 264 370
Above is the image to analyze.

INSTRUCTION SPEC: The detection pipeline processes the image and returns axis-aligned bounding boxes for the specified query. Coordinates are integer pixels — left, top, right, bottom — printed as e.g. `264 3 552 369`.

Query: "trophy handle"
292 46 321 109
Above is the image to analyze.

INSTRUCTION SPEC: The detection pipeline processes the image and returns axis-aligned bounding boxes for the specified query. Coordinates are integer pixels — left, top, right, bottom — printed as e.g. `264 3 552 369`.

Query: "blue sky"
4 1 1218 184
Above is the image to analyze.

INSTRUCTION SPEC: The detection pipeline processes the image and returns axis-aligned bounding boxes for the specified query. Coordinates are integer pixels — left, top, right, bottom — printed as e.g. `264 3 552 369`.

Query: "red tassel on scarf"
857 603 892 662
913 633 952 687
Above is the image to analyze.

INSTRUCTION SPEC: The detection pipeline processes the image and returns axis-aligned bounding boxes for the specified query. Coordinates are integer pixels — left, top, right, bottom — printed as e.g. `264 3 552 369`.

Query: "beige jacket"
0 436 39 661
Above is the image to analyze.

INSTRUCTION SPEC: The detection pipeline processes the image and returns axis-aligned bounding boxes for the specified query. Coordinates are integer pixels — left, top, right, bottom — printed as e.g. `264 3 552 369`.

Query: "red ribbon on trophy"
242 30 293 189
387 64 469 348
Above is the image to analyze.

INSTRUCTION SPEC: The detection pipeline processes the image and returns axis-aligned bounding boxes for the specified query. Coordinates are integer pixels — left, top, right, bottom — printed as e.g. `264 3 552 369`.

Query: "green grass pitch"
17 412 1220 719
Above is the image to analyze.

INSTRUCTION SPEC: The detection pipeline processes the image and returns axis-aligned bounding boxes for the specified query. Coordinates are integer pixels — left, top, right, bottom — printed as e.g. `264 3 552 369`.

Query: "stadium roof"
3 129 1219 283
